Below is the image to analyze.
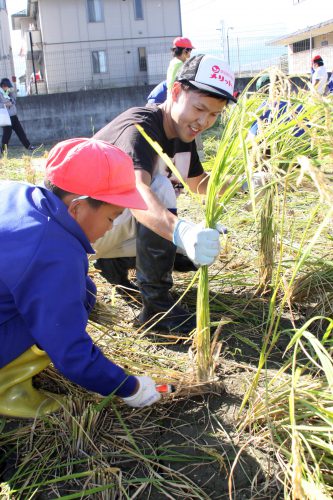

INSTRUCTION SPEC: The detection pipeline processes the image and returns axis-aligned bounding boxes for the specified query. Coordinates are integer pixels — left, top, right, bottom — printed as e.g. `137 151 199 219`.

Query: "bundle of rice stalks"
290 263 333 304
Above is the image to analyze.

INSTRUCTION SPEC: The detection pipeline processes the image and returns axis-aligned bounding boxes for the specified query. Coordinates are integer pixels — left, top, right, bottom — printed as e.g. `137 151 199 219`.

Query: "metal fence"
22 34 333 95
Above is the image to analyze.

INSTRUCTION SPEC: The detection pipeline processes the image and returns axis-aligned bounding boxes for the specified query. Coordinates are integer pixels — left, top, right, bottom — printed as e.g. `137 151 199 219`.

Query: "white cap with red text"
177 54 236 103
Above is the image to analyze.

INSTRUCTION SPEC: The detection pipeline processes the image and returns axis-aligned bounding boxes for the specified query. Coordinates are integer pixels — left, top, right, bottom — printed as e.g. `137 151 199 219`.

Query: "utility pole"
226 26 234 66
236 36 241 75
216 20 225 59
29 28 38 95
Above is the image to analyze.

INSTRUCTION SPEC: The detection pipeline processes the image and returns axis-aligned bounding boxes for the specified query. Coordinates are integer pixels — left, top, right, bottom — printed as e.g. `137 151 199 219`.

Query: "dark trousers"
2 115 30 151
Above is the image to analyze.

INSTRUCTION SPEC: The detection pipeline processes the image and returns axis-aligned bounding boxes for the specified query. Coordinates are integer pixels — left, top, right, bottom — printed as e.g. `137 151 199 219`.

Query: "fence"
24 35 291 95
21 34 333 96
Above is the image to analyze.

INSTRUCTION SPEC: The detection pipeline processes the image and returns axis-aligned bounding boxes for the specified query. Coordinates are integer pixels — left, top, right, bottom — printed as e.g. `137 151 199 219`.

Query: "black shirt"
94 106 204 183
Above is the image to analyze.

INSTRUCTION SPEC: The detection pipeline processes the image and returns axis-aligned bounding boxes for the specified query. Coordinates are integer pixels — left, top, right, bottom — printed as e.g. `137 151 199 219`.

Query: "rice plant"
240 320 333 499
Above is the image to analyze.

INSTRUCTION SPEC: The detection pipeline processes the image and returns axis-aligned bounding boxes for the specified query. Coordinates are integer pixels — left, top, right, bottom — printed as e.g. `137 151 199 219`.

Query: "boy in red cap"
311 55 328 95
0 138 161 418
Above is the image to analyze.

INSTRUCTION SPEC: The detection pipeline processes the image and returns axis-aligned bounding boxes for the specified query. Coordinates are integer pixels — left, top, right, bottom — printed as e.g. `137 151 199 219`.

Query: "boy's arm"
13 230 137 398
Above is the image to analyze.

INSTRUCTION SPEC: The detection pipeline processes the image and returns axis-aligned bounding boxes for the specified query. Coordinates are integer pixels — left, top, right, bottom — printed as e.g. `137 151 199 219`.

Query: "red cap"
45 138 147 210
312 55 322 62
173 37 195 49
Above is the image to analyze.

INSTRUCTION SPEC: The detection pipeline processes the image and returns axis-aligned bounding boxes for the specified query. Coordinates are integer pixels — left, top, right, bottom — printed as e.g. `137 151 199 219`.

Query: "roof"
269 18 333 46
11 9 28 30
12 9 27 17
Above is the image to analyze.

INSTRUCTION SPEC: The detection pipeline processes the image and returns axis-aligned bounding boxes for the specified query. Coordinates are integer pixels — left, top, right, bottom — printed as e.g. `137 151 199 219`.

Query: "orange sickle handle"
155 384 176 394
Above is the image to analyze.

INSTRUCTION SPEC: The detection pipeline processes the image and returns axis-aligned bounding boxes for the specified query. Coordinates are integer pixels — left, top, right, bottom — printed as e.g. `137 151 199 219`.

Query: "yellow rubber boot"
0 345 63 418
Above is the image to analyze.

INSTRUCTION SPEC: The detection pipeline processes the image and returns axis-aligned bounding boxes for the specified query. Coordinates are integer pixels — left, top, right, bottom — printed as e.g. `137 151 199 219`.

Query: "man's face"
69 199 124 243
169 83 227 143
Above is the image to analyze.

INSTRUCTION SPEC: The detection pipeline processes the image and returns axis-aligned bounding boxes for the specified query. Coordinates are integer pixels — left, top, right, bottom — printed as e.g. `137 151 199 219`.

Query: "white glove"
173 220 220 267
121 376 161 408
241 172 267 192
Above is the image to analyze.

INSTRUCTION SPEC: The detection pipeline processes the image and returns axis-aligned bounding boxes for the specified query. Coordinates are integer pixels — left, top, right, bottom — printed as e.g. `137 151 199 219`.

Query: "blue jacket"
0 181 136 397
147 80 167 104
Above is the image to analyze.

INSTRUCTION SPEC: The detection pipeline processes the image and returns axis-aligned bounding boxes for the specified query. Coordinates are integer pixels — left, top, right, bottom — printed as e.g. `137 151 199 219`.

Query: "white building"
270 0 333 74
270 19 333 75
12 0 182 94
0 0 15 82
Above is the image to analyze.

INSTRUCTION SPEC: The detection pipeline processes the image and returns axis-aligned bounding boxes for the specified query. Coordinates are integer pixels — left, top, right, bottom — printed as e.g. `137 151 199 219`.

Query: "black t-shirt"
93 106 204 182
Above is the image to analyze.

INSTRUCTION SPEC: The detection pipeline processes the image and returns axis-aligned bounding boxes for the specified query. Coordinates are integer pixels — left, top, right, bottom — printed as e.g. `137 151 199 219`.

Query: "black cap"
256 74 270 91
177 54 237 102
0 78 13 88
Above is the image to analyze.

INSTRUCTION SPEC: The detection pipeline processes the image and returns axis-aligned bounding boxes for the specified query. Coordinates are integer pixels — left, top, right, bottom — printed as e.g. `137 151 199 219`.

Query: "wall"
34 0 181 92
12 76 309 146
14 84 153 146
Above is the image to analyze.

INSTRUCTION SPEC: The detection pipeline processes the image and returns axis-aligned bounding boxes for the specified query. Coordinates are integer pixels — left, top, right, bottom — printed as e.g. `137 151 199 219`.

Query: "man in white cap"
93 55 243 334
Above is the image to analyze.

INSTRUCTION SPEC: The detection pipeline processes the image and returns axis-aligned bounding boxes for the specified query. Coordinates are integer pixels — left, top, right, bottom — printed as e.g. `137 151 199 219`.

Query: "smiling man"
93 55 237 334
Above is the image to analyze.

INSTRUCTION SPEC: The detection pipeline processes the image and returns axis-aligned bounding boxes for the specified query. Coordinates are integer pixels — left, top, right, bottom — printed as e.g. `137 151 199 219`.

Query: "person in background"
147 80 168 105
166 37 195 93
327 69 333 95
248 74 305 140
0 77 37 153
311 55 328 95
148 35 195 106
0 138 161 419
92 55 256 335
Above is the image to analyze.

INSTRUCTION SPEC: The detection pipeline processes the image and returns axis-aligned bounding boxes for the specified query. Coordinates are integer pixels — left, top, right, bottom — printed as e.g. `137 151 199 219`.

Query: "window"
87 0 104 22
92 50 107 73
134 0 143 20
0 0 6 10
138 47 147 71
292 38 312 53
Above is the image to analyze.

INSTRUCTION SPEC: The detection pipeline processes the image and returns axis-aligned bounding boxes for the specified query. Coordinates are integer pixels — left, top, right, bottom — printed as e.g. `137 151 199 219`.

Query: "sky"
180 0 332 41
180 0 290 41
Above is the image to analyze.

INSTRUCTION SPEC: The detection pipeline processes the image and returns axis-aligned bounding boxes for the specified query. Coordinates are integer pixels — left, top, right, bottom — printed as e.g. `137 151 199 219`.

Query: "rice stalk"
258 184 276 293
240 70 333 408
135 124 218 382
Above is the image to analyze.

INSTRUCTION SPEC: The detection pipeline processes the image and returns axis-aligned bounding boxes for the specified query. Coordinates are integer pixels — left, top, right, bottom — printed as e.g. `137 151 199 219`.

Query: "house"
11 0 182 95
0 0 15 81
268 0 333 75
270 18 333 75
